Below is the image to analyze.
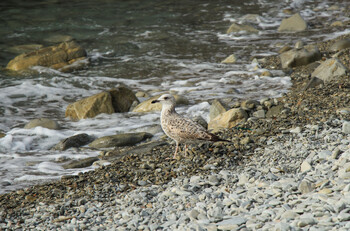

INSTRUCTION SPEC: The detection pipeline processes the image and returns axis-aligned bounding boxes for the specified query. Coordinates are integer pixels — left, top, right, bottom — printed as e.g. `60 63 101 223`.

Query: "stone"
260 71 272 77
278 13 307 32
192 116 208 129
280 46 321 68
24 118 60 130
303 77 324 90
132 94 189 113
8 44 44 54
300 160 312 172
311 58 348 82
298 180 315 194
281 210 298 220
297 218 317 227
209 99 227 121
241 100 257 110
253 109 265 118
88 132 153 148
330 21 344 27
6 40 87 72
62 157 99 169
65 91 115 120
342 121 350 134
108 87 139 112
216 216 247 229
266 105 284 118
208 108 248 132
221 54 237 64
0 132 5 138
226 22 259 34
51 133 94 151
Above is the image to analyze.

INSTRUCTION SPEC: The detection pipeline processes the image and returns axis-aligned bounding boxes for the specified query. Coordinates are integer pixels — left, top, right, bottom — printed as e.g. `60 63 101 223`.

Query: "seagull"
151 94 229 159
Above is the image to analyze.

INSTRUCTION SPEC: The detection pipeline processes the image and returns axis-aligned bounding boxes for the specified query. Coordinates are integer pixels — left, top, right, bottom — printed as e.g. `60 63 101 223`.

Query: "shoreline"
2 31 350 230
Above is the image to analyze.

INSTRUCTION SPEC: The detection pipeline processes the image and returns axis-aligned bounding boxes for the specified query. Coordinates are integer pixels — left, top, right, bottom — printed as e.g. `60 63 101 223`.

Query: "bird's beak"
151 100 159 104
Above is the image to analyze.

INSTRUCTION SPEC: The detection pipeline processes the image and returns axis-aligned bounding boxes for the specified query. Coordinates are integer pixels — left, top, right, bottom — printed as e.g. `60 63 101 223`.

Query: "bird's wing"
166 114 217 141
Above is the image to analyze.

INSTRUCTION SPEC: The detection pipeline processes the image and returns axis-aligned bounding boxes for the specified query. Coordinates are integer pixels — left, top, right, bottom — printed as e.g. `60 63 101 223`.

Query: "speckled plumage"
152 94 226 159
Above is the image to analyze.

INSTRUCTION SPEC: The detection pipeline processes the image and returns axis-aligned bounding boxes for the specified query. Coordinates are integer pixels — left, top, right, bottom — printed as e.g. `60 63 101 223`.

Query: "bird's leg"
184 144 188 157
172 141 179 159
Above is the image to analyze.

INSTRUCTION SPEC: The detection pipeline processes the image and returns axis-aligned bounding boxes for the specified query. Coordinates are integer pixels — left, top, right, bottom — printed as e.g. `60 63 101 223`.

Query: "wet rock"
24 118 60 130
329 39 350 52
253 109 265 118
7 44 44 54
62 156 99 169
278 13 307 32
221 54 237 64
44 35 74 43
65 91 115 120
6 40 87 72
0 132 5 138
208 108 248 132
209 99 227 121
132 94 189 113
241 100 258 111
260 70 273 77
51 133 94 151
226 22 259 34
88 132 153 149
192 116 208 129
280 45 321 68
109 87 139 112
311 58 348 82
330 21 344 27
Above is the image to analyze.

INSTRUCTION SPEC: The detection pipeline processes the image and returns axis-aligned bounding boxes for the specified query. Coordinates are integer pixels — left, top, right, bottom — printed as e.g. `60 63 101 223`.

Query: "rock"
132 94 188 113
6 40 87 72
51 133 94 151
241 100 258 110
260 70 272 77
280 46 321 68
208 108 248 132
294 40 304 49
24 118 60 130
0 132 5 138
278 13 307 32
253 109 265 118
7 44 44 54
298 180 315 194
311 58 348 82
303 77 324 90
65 91 115 120
109 87 139 112
266 105 284 118
226 22 259 34
44 35 74 43
342 121 350 134
278 46 292 54
88 132 153 148
330 21 344 27
300 160 312 172
221 54 237 64
209 100 227 121
216 216 247 229
240 14 261 23
62 157 99 169
297 218 317 227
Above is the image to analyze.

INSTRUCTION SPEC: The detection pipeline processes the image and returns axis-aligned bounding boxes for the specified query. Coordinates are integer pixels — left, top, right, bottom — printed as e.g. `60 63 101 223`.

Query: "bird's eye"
164 97 168 100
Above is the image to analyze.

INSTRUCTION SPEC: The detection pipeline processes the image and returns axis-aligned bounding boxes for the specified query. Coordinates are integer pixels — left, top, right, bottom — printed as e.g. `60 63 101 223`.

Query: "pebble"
2 118 350 230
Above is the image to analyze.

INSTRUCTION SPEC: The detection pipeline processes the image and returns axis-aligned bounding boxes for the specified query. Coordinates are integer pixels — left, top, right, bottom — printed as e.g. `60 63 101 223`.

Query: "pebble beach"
2 1 350 231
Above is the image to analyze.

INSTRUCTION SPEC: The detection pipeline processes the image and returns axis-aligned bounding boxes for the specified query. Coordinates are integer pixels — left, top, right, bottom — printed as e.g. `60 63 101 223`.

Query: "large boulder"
65 87 138 120
208 108 248 132
278 13 307 32
109 87 139 112
132 94 189 113
65 91 115 120
226 22 259 34
24 118 60 130
311 58 348 82
6 40 87 72
280 45 321 68
88 132 153 148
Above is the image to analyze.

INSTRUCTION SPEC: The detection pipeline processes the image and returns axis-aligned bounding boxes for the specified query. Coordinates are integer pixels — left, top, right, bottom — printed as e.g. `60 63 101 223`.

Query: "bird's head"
151 94 176 106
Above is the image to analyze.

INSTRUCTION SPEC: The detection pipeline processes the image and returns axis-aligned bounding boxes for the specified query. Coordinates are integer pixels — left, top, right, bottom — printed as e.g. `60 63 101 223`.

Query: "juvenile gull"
152 94 229 159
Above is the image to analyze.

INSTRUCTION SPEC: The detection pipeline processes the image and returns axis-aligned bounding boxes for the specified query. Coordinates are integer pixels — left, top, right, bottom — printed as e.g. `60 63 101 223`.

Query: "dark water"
0 0 348 193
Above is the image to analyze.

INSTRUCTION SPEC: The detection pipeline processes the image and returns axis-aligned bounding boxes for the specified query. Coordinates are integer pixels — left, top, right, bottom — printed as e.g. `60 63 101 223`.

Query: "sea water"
0 0 348 193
